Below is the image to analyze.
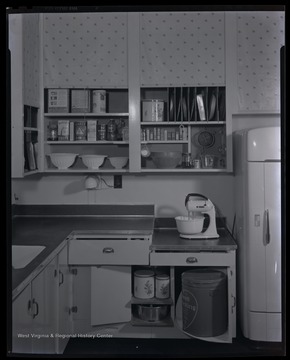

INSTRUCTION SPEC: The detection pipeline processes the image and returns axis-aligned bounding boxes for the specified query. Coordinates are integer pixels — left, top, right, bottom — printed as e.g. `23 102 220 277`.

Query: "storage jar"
134 270 155 299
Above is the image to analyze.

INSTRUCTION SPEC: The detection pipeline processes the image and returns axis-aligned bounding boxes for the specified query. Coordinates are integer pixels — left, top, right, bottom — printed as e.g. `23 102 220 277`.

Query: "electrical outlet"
114 175 122 189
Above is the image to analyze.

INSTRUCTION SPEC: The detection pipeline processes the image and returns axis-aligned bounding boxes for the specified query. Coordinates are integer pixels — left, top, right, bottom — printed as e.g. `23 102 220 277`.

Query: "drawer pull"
186 257 198 264
103 247 114 254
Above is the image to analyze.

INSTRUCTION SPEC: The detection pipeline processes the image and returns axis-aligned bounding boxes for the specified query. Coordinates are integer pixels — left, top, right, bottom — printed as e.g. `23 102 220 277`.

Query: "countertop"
10 205 237 297
11 215 154 295
151 228 237 251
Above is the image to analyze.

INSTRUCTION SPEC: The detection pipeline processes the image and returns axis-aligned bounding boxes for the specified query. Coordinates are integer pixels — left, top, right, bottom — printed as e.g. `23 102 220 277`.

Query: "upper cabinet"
43 13 128 88
236 11 285 113
9 14 41 178
23 14 40 107
140 12 225 87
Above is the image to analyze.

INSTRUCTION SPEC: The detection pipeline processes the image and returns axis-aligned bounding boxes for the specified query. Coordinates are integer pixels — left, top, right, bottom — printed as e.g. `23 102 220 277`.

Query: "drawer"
69 239 150 265
150 252 235 266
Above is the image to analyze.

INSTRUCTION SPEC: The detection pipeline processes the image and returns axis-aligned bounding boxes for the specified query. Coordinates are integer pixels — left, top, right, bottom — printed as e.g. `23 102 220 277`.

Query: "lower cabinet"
91 266 131 326
56 245 73 354
12 257 58 354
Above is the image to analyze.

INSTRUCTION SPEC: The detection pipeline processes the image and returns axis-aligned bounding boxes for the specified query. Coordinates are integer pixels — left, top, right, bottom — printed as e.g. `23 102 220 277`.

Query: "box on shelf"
75 121 87 141
71 89 91 113
47 89 69 113
87 120 97 141
69 121 74 141
58 120 70 141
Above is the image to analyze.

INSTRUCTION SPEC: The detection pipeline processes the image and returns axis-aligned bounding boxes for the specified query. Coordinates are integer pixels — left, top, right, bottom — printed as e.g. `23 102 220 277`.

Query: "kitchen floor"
64 327 285 357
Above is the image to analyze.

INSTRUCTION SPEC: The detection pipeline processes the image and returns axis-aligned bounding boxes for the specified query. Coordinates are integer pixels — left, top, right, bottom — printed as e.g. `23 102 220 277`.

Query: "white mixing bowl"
109 157 129 169
48 153 78 169
80 155 107 169
175 216 205 235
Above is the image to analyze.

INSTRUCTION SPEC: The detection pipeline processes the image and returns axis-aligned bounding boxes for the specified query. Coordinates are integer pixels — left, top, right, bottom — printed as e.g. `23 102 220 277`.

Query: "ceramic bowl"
80 155 107 169
175 216 205 235
109 157 129 169
151 151 182 169
48 153 78 169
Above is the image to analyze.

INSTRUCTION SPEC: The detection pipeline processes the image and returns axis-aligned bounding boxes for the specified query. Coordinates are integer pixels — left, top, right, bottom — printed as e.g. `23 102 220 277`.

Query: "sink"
12 245 46 269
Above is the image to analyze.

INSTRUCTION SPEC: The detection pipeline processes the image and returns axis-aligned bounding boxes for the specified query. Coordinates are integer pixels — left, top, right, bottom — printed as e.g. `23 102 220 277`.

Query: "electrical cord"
100 177 114 188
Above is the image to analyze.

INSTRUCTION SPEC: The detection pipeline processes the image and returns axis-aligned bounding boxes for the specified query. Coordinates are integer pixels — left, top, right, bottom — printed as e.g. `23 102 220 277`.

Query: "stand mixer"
175 193 219 239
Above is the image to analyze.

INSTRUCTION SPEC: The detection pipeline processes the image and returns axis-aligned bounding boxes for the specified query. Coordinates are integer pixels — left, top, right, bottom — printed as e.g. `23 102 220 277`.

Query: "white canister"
134 270 155 299
142 100 164 122
155 274 170 299
92 90 106 113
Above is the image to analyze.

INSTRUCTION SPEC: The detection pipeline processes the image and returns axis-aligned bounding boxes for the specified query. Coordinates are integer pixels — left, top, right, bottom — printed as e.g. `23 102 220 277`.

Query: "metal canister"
155 273 170 299
107 120 116 141
92 90 106 114
134 270 155 299
142 100 165 122
97 124 107 141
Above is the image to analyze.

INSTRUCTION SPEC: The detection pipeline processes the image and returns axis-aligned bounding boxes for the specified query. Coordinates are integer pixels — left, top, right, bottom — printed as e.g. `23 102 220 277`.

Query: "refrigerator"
234 126 281 342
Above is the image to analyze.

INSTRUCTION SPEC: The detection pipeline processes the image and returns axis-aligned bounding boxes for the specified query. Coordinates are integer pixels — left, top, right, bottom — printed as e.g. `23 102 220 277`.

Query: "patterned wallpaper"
23 14 40 107
237 12 285 112
43 13 128 88
140 12 225 86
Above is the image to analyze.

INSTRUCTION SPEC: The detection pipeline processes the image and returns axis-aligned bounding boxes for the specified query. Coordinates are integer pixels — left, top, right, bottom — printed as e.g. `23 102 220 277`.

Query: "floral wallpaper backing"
23 14 40 107
237 11 285 112
140 12 225 87
43 13 128 88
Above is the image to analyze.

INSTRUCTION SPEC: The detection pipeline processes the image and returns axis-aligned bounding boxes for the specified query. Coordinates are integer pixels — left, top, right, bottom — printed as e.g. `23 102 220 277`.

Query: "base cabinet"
91 266 131 326
56 245 73 354
12 257 58 354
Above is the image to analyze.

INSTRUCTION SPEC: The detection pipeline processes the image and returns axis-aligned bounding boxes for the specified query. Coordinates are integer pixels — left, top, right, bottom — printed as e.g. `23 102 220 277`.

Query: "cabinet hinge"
69 306 78 314
70 268 78 275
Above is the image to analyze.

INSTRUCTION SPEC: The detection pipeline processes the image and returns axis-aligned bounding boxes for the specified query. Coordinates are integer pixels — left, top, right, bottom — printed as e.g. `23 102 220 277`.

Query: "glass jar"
182 153 192 168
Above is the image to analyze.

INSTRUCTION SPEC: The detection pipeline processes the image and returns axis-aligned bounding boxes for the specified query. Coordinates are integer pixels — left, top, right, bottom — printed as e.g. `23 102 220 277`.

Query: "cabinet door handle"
32 299 39 319
103 247 114 254
59 270 64 286
186 257 198 264
265 209 270 245
27 299 32 316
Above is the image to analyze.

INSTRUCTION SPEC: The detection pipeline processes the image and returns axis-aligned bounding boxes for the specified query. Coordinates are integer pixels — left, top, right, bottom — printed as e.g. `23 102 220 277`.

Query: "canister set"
134 269 170 299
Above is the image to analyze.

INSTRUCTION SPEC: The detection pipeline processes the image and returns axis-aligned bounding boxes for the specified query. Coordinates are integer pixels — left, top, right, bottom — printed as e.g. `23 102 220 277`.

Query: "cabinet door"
264 162 281 313
57 246 73 354
43 13 128 88
91 266 131 326
12 284 33 353
140 12 225 86
236 12 285 112
31 257 58 354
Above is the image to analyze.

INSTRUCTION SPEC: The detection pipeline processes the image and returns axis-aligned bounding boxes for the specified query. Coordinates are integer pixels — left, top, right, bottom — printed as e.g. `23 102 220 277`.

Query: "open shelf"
44 113 129 117
46 141 129 145
131 314 174 327
131 297 173 305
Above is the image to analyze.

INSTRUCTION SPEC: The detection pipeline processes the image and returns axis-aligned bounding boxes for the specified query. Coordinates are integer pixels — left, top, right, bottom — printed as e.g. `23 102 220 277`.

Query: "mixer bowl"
175 216 205 235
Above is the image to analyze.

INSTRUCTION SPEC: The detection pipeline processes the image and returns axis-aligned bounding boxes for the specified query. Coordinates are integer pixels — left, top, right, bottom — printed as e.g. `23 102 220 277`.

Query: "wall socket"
113 175 122 189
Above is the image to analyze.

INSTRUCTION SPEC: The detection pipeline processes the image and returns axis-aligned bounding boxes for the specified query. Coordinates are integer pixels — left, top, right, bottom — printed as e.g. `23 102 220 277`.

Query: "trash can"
181 269 228 337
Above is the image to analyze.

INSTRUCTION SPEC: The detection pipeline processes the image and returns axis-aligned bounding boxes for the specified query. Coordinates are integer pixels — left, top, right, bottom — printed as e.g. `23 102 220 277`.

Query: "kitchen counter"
10 205 237 297
11 214 154 295
151 228 237 251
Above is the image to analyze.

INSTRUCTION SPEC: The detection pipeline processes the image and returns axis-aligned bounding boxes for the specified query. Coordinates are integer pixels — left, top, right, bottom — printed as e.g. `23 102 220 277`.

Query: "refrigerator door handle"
265 209 270 244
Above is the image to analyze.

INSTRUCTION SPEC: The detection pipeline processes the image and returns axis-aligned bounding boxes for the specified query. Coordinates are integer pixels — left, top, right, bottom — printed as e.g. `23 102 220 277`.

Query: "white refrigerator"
234 126 281 342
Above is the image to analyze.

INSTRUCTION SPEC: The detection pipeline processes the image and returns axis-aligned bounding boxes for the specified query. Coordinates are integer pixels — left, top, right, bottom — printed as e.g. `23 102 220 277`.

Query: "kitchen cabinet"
56 245 73 354
140 12 225 87
236 12 284 113
140 86 227 172
9 14 41 178
12 257 58 354
150 250 236 343
91 266 131 326
12 284 33 353
43 88 129 173
10 11 236 174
